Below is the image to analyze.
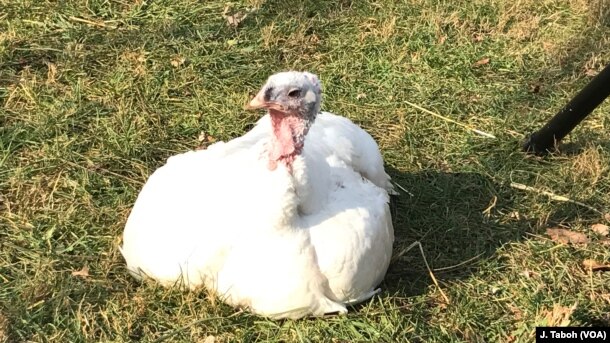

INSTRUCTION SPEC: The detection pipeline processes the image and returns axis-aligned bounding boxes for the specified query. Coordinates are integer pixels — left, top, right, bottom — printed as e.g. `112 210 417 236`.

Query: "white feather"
121 111 394 319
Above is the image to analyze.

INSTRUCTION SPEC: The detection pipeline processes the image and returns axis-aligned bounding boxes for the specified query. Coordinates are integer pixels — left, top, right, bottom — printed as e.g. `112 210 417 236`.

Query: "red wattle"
267 110 307 171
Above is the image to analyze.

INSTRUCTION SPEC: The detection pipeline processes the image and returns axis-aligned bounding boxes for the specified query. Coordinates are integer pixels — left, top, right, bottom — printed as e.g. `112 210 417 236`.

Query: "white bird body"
121 72 394 319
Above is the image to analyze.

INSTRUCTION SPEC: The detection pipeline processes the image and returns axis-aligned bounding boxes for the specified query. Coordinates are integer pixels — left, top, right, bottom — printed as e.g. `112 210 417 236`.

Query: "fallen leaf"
508 304 523 321
592 223 609 236
473 57 490 67
585 68 598 77
582 259 610 271
356 93 367 100
435 303 447 313
546 228 589 244
438 35 447 45
170 56 185 67
203 335 216 343
529 83 541 94
71 266 89 278
196 132 216 150
604 213 610 222
46 61 57 84
472 33 484 42
542 303 577 327
223 6 248 27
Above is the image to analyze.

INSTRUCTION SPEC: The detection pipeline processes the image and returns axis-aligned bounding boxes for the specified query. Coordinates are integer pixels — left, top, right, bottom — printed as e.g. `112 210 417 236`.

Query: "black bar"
523 63 610 154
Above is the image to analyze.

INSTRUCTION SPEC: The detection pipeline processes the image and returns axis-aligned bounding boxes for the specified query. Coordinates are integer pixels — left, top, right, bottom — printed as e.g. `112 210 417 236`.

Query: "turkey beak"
246 89 285 111
246 91 267 110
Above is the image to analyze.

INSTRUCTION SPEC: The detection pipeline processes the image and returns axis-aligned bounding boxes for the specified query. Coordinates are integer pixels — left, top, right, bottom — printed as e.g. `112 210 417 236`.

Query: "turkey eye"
287 89 301 98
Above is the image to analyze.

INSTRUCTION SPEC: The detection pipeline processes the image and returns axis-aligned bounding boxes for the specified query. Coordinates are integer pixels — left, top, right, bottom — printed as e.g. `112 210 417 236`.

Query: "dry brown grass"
121 50 148 77
570 146 608 185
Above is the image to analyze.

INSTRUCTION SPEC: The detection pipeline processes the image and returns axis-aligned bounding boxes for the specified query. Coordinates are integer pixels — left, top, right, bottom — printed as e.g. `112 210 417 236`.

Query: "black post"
523 63 610 154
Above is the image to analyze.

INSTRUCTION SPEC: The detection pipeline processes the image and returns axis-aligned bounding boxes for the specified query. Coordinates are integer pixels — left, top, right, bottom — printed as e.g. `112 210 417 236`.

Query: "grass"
1 0 610 341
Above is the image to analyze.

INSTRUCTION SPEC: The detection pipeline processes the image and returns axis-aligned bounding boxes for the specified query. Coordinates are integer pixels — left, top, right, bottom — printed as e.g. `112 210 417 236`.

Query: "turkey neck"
264 109 327 224
267 109 313 172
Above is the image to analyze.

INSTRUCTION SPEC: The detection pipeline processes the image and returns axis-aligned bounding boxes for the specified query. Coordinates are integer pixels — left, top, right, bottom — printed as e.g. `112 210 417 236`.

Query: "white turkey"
121 71 395 319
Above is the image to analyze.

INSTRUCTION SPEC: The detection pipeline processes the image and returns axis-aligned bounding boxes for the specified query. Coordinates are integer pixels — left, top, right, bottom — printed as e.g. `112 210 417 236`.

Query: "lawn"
1 0 610 341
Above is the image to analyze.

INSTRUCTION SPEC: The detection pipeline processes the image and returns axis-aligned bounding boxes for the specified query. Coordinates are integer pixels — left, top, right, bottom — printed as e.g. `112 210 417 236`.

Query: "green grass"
1 0 610 341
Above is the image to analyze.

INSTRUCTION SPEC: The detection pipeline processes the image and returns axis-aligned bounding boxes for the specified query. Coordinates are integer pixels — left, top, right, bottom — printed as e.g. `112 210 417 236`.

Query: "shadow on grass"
383 167 525 297
381 166 601 299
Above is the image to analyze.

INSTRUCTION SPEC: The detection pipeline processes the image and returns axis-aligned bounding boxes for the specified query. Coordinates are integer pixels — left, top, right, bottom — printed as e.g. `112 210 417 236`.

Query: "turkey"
121 71 395 319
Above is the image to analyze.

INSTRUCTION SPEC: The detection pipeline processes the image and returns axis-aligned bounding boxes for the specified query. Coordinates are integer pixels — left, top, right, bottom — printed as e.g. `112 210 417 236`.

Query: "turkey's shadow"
379 166 597 298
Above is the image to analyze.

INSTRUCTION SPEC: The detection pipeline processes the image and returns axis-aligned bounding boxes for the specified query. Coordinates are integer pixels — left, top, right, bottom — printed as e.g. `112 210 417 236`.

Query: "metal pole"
523 63 610 154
